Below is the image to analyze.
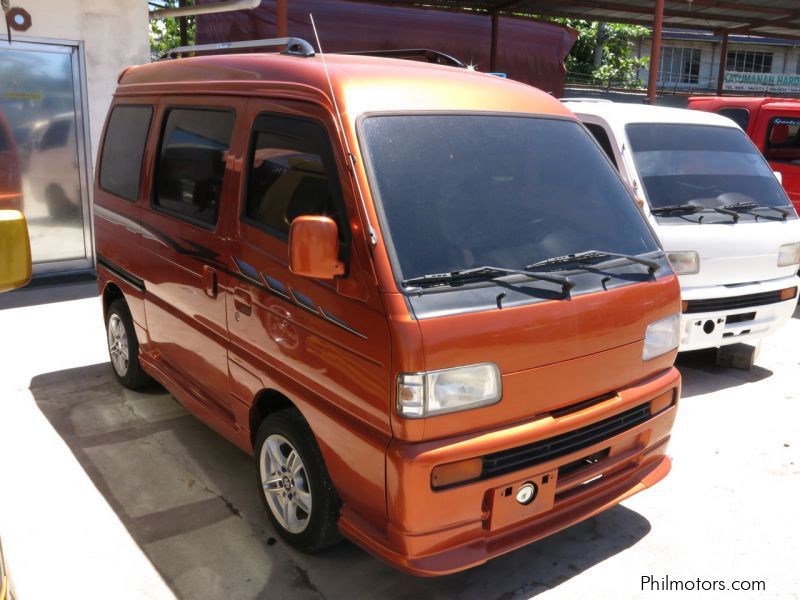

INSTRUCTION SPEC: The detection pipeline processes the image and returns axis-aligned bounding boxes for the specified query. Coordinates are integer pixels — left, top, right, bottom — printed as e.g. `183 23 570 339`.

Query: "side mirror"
0 210 32 293
774 170 784 185
288 215 344 280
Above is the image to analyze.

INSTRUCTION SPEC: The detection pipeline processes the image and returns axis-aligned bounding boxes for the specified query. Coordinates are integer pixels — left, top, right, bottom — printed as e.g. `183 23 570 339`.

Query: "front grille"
684 290 784 314
482 403 651 479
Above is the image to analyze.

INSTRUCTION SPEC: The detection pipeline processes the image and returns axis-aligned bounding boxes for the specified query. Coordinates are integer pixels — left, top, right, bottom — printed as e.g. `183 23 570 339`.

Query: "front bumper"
678 276 798 351
339 367 680 576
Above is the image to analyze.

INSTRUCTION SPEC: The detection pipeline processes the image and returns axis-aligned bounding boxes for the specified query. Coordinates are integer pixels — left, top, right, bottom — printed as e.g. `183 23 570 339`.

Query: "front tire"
106 299 152 389
255 408 341 552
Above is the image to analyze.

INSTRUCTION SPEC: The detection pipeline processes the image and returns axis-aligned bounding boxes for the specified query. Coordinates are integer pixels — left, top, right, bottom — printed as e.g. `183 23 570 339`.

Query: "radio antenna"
309 13 377 247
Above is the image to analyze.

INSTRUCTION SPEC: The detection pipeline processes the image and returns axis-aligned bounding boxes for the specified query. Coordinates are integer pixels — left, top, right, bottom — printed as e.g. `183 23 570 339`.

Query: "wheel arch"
249 388 296 446
102 281 125 317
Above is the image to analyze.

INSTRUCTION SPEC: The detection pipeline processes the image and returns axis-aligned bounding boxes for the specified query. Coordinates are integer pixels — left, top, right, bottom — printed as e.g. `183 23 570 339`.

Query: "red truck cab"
0 111 23 212
688 96 800 213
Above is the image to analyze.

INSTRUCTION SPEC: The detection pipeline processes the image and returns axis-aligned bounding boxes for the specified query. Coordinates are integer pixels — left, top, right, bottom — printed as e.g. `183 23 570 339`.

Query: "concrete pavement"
0 284 798 599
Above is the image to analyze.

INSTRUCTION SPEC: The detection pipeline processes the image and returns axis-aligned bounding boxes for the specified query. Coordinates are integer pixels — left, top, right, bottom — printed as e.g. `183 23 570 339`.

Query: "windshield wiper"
402 265 574 293
649 203 704 215
650 203 740 222
721 201 789 221
526 250 661 275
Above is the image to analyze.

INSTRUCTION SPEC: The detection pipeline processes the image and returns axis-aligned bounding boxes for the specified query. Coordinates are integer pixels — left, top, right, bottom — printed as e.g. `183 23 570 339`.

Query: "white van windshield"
626 123 791 215
361 115 660 285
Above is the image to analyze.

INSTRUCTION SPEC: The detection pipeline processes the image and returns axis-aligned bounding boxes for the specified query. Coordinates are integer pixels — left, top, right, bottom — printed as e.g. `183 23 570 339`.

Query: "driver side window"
244 114 345 241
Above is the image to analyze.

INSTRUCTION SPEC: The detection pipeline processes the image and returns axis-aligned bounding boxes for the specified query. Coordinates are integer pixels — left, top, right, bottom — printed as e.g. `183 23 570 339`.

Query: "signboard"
724 72 800 93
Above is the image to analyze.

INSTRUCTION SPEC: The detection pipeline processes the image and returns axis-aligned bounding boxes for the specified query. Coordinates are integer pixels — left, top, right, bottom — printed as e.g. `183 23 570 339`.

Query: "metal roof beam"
536 0 763 25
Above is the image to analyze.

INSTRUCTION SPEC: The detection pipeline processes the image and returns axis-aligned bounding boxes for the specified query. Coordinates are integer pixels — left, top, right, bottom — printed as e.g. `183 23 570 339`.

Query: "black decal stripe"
95 206 367 338
97 255 145 293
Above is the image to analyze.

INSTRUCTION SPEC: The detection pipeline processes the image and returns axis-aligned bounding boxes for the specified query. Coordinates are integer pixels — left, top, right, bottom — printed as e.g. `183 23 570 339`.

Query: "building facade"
636 31 800 95
0 0 149 276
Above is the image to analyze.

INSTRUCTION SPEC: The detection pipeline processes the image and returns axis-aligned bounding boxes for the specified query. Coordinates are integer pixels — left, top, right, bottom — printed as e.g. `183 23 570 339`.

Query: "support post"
277 0 287 37
646 0 665 104
717 30 729 95
179 0 188 47
490 11 499 72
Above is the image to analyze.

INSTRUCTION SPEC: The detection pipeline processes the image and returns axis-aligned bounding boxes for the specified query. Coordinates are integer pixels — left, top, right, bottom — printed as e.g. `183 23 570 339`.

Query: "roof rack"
160 37 315 60
339 48 466 69
560 98 614 103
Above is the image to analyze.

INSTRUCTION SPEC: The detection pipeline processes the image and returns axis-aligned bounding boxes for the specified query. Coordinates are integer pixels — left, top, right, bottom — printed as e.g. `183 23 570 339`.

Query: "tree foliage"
548 19 649 88
150 0 196 60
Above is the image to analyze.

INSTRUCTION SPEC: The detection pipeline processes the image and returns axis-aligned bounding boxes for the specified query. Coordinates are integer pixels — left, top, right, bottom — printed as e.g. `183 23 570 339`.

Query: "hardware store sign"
725 72 800 92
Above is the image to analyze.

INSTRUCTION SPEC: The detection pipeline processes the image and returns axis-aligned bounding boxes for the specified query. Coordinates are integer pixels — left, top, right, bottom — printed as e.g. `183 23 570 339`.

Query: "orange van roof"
117 53 572 118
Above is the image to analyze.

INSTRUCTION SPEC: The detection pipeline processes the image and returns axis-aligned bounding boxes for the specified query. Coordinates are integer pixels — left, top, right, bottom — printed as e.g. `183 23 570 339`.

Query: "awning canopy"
349 1 800 40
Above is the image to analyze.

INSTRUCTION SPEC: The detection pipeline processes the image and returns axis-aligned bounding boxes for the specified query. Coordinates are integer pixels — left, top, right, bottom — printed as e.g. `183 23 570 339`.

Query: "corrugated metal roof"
351 1 800 40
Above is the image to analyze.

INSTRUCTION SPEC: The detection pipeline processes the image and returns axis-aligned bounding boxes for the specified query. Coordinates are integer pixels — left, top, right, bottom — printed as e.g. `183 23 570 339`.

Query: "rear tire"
255 408 341 552
106 299 152 389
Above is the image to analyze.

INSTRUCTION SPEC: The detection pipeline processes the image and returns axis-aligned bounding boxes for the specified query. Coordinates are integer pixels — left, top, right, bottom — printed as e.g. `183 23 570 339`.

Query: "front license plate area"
486 469 558 531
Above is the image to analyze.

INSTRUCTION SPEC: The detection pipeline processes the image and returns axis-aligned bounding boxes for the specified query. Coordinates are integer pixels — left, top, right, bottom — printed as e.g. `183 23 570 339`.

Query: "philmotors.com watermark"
642 575 766 592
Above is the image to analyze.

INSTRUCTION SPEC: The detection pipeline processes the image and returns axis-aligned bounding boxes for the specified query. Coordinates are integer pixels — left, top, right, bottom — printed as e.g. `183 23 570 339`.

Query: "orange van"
93 38 682 575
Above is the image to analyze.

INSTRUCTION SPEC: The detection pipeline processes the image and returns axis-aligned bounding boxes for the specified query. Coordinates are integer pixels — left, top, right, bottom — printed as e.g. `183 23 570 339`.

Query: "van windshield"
360 114 659 285
626 123 790 212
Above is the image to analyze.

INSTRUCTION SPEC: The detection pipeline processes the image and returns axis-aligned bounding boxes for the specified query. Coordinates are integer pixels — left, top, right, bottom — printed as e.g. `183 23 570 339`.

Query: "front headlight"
397 363 501 418
666 251 700 275
643 313 681 361
777 242 800 267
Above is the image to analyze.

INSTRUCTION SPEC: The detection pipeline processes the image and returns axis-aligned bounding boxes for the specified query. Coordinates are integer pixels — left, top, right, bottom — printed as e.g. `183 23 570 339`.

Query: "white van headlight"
777 242 800 267
643 313 681 361
397 363 501 418
666 251 700 275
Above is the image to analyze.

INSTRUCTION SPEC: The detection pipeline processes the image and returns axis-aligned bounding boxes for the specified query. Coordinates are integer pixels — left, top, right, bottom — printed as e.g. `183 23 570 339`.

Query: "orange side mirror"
288 215 345 280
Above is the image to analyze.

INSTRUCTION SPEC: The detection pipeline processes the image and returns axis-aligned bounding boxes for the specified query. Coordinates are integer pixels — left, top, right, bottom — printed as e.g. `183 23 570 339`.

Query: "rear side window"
584 123 618 168
100 105 153 201
717 107 750 131
154 108 235 227
244 115 345 240
765 116 800 163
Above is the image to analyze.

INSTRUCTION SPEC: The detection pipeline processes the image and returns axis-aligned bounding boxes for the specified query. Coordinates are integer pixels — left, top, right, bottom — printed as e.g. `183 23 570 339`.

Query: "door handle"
234 287 253 316
202 265 218 299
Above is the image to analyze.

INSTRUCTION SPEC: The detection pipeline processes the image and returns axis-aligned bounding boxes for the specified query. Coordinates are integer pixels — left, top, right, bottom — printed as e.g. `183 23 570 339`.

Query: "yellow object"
0 209 32 293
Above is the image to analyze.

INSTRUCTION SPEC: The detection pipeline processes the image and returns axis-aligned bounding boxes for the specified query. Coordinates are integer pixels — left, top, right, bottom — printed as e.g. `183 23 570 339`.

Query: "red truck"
0 110 22 212
687 96 800 213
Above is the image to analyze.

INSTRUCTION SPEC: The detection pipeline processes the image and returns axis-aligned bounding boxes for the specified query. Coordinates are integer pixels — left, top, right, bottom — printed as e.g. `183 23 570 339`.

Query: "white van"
564 101 800 352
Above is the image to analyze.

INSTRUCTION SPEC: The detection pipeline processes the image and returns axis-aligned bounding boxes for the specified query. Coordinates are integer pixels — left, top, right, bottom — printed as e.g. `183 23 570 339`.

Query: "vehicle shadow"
0 279 97 310
30 363 652 600
676 349 773 397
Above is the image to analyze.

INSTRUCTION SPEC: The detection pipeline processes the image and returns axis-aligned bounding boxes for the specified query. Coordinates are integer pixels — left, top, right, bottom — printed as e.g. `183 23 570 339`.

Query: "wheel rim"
107 314 130 377
260 434 312 534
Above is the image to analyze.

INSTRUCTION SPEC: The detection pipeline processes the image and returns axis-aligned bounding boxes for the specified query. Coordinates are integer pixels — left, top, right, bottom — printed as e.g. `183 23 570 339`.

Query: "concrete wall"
16 0 150 163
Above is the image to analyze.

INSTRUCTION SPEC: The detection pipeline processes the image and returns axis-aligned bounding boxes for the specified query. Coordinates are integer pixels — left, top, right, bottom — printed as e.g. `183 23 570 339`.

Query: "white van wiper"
650 203 740 222
526 250 661 275
402 266 575 293
721 201 789 221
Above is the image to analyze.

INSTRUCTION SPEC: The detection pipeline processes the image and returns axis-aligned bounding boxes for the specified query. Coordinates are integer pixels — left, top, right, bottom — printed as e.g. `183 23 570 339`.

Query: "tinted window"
39 118 71 151
155 108 234 226
361 115 658 283
626 123 789 210
0 122 10 152
765 116 800 163
245 115 344 239
717 108 750 131
584 123 617 168
100 105 153 201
